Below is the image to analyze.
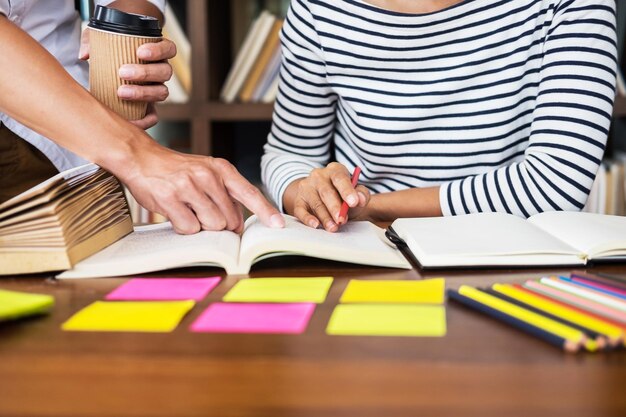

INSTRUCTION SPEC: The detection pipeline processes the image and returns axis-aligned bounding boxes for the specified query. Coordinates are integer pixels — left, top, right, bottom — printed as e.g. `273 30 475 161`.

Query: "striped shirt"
261 0 617 217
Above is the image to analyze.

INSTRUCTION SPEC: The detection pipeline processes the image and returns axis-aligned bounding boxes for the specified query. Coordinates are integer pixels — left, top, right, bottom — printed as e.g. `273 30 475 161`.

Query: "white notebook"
387 212 626 268
57 215 411 278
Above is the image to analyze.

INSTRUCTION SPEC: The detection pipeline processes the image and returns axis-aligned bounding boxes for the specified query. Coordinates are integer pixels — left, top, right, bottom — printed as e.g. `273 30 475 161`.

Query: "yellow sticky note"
326 304 447 337
0 289 54 322
340 278 445 304
62 301 194 332
223 277 333 303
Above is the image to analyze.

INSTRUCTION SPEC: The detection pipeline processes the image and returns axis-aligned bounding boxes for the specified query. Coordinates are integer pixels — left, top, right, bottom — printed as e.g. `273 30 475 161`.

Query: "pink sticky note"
105 277 221 301
190 303 315 334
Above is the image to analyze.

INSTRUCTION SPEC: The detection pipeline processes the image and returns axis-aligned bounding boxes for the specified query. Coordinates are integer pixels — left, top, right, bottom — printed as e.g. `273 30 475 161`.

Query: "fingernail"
270 214 285 228
137 48 152 59
347 195 357 206
118 66 135 78
117 85 133 99
325 220 336 230
308 219 319 228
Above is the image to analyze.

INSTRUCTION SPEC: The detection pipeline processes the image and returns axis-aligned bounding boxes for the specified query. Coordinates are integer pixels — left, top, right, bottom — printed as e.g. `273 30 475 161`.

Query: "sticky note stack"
0 289 54 322
190 277 333 334
326 278 447 337
447 272 626 353
62 277 221 332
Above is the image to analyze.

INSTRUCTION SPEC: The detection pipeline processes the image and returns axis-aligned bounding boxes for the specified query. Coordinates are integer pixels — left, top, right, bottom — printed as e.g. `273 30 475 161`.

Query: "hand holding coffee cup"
84 6 175 128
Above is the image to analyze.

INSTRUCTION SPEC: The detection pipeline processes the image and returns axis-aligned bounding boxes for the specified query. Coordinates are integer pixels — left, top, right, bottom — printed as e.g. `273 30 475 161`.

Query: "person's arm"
261 0 348 231
0 15 283 234
434 0 616 219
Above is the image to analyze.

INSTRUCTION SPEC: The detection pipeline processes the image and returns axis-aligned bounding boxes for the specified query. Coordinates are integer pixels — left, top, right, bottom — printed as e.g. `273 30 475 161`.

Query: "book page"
58 223 240 279
237 215 411 274
529 211 626 258
392 213 583 268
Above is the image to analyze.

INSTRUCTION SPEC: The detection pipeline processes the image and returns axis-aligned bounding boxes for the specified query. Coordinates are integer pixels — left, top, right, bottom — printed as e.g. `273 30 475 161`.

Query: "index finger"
137 38 177 61
221 165 284 228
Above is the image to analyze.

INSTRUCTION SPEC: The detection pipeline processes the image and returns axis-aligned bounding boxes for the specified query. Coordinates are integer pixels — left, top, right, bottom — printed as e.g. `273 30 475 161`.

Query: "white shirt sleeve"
0 0 10 17
94 0 165 13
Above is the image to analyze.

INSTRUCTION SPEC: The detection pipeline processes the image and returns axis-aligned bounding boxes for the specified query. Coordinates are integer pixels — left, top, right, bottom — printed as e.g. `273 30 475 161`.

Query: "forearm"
0 16 155 178
366 187 442 221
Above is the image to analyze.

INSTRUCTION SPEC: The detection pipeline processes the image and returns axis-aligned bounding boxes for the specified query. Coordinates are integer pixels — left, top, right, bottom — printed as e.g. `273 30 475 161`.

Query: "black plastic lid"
88 5 162 37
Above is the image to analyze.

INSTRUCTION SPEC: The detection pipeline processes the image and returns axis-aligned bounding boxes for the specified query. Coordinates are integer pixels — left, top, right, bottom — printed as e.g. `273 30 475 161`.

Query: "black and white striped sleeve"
261 0 337 211
440 0 617 217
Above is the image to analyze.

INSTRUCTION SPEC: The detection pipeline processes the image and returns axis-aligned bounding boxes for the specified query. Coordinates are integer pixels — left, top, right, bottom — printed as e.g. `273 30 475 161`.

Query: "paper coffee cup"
88 6 162 121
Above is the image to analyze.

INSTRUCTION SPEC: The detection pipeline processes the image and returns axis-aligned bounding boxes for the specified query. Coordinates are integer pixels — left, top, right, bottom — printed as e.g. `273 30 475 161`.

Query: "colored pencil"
458 286 586 349
514 283 626 347
338 166 361 224
524 281 626 324
492 284 624 347
543 277 626 313
483 287 606 351
448 289 581 352
571 272 626 291
564 275 626 300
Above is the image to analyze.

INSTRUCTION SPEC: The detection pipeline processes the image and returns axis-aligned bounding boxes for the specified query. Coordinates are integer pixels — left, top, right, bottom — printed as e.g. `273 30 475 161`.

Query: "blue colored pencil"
447 289 580 352
558 276 626 301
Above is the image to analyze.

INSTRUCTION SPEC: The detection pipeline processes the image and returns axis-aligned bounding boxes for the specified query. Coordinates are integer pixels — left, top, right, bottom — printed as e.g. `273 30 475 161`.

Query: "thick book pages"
388 212 626 269
57 215 411 279
0 164 133 275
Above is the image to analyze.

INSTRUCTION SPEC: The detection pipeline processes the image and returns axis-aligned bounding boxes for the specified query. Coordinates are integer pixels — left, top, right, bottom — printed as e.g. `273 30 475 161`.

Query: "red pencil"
339 166 361 224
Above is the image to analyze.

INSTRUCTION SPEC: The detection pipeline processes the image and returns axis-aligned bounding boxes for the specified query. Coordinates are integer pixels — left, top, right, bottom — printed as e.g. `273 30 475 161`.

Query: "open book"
0 164 133 275
57 215 411 278
387 212 626 269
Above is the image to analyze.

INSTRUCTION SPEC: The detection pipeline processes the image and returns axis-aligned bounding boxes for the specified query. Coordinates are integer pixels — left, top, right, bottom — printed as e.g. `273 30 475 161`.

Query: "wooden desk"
1 260 625 417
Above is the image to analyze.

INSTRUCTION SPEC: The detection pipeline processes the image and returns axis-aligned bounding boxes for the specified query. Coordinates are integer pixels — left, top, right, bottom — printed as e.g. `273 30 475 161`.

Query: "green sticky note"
0 289 54 322
326 304 447 337
62 301 194 332
223 277 333 303
340 278 445 304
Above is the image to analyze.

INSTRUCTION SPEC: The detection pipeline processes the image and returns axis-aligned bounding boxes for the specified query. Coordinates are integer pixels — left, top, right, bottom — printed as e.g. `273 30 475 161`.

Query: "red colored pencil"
339 166 361 223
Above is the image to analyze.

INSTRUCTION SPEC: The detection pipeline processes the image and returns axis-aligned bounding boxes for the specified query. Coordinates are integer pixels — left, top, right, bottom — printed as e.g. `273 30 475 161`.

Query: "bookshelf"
154 2 278 159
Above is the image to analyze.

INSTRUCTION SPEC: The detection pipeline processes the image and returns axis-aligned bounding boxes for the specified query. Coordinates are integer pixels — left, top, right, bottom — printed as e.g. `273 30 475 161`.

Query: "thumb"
79 28 90 60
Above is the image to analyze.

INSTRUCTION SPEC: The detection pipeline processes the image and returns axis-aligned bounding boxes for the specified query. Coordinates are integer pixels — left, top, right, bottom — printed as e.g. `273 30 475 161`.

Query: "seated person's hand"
120 145 285 234
80 30 176 130
284 162 370 232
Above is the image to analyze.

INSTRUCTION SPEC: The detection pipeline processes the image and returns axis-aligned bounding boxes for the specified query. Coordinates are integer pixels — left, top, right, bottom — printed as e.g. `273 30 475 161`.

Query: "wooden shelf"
206 102 274 121
157 102 274 122
155 103 193 121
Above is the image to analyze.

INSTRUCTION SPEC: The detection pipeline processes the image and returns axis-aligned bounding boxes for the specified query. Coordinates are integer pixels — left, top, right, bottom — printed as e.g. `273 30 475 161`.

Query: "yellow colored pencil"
459 286 586 352
493 283 624 347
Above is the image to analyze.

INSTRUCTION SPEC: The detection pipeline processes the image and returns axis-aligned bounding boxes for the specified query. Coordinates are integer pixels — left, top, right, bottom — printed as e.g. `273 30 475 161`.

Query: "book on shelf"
386 211 626 269
220 11 282 103
0 164 133 275
57 215 411 278
163 4 191 103
238 18 283 102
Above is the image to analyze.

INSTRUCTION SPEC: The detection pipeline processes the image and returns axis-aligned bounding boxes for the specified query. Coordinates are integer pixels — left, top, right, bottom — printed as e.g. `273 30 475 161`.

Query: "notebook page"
528 212 626 258
393 213 581 267
58 222 240 278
